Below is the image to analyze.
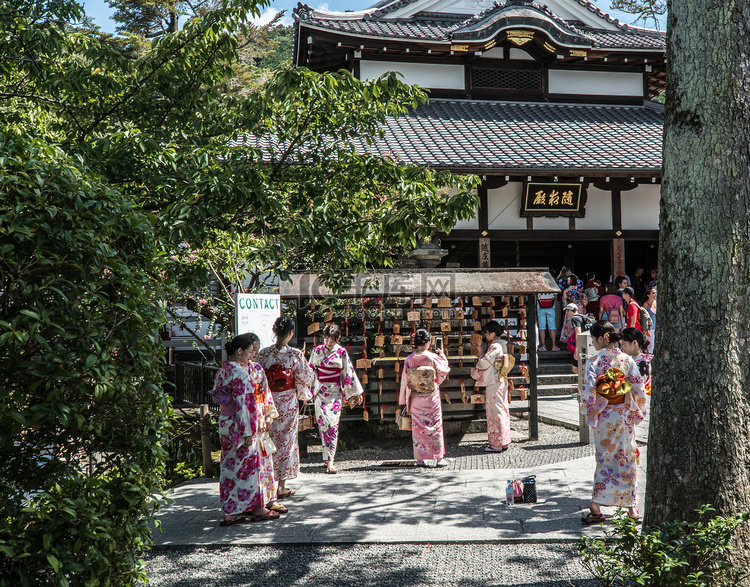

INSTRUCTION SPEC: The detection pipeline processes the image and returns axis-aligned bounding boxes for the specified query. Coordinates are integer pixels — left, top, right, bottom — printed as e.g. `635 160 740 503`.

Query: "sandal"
326 465 338 474
551 346 560 351
537 345 547 352
268 502 288 514
219 514 250 527
485 445 508 453
581 512 606 524
252 509 280 522
277 488 296 500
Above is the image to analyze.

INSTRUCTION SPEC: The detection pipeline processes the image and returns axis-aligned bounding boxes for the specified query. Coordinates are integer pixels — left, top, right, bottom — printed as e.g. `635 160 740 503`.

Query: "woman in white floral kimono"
212 334 279 525
258 317 314 500
579 321 647 524
473 320 515 452
309 324 363 474
398 329 450 467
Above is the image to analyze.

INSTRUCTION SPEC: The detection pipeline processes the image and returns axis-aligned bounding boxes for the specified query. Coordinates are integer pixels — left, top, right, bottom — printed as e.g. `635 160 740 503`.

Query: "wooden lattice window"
472 68 542 91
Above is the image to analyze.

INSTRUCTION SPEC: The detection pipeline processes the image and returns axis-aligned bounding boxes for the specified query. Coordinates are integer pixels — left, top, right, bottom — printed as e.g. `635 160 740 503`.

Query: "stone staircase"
536 349 578 397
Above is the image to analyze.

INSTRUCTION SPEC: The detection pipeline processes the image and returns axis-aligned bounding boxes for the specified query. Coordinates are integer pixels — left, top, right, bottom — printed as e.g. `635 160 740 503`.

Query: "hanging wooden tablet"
306 322 318 335
379 379 383 397
356 358 372 369
407 310 421 322
380 405 385 419
423 296 432 308
440 321 451 332
455 308 465 320
504 296 510 306
474 320 482 331
444 392 451 404
394 360 401 382
519 296 526 306
502 305 508 317
378 367 384 378
374 334 385 347
311 299 316 310
521 363 530 383
460 379 468 404
379 348 385 358
437 296 451 308
421 308 432 320
324 310 333 323
361 372 368 384
520 329 527 341
519 307 527 317
471 295 482 307
363 408 369 422
520 385 527 401
441 309 450 321
488 308 495 319
482 295 492 306
391 334 403 345
470 392 485 404
520 343 527 354
392 322 401 334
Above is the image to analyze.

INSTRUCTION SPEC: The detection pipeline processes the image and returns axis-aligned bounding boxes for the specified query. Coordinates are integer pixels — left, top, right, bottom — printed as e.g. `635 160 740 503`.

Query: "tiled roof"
294 0 665 51
361 99 663 172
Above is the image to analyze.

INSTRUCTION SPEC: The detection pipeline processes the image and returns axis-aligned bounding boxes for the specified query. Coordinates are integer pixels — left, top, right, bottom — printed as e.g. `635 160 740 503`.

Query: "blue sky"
81 0 662 35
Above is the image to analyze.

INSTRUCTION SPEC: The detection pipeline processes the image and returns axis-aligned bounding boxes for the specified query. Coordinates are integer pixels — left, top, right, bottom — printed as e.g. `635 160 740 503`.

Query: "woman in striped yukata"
309 324 363 474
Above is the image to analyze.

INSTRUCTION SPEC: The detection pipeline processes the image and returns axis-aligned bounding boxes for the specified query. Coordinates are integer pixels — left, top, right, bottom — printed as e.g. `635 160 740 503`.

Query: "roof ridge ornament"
294 2 311 20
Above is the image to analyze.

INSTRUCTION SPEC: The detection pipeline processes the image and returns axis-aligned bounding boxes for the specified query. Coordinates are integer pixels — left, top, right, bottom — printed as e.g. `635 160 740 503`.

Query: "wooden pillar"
576 331 596 445
527 294 539 440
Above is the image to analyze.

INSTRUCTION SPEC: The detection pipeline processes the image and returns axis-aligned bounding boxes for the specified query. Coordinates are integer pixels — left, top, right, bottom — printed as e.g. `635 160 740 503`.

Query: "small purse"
522 475 537 503
298 403 314 431
259 432 277 457
396 407 412 431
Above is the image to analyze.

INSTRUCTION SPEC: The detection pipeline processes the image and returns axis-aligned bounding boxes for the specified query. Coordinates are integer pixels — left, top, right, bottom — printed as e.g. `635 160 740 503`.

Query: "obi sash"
266 364 294 393
317 364 341 384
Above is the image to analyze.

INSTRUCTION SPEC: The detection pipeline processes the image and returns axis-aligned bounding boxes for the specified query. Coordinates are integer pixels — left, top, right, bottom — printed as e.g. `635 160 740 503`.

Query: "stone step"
537 383 579 397
537 362 575 375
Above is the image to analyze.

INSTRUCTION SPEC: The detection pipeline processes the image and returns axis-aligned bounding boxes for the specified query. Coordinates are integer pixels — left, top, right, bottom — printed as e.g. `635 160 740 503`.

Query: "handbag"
512 480 524 503
298 402 314 431
522 475 537 503
396 406 412 431
259 432 276 457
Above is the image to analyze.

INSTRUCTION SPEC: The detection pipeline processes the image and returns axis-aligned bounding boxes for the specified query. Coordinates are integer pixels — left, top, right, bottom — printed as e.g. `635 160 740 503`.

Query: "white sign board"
235 294 281 350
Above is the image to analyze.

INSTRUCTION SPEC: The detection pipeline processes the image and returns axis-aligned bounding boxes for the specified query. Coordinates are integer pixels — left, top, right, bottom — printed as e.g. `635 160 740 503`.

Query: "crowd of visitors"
210 267 655 527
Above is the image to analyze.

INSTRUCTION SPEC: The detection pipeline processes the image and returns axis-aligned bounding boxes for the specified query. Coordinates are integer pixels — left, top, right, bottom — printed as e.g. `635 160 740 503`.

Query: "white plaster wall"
621 184 661 230
548 70 643 97
575 186 613 230
453 208 479 230
359 60 465 90
487 183 528 229
509 48 535 61
533 216 570 229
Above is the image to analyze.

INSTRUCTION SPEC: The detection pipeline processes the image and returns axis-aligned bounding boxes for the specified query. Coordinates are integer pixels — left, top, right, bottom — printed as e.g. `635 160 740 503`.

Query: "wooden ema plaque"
471 296 482 307
374 334 385 347
356 358 372 369
324 310 333 322
437 296 451 308
440 321 451 332
307 322 321 335
455 308 465 320
470 393 485 404
392 322 401 334
391 334 403 345
421 308 432 320
422 297 433 308
407 310 421 322
470 333 483 345
474 320 482 331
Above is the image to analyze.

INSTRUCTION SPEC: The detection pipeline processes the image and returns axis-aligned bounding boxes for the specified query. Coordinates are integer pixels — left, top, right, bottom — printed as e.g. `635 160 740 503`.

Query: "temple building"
292 0 665 279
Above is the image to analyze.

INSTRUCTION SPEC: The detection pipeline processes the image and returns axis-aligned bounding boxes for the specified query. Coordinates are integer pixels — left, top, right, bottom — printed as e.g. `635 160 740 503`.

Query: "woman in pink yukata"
309 324 363 474
398 329 450 467
579 321 646 524
258 317 314 501
474 320 515 453
213 334 279 525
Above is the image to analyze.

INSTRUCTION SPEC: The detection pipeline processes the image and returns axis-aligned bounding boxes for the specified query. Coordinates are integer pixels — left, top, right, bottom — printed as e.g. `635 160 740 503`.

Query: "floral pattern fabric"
475 341 511 449
580 348 647 507
257 345 314 485
214 361 262 516
248 362 279 506
399 351 450 461
309 344 363 462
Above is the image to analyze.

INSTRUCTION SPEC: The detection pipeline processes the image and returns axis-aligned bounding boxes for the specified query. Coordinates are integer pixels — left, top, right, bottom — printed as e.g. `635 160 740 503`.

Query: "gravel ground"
140 543 598 587
298 416 596 473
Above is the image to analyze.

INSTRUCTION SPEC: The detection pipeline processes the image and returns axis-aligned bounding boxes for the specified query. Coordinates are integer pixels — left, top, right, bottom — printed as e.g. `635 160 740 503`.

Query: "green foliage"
254 24 292 71
578 506 750 586
0 131 171 585
609 0 666 29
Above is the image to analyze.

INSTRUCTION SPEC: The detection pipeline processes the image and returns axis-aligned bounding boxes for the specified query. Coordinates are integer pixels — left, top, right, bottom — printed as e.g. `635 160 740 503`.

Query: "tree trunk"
646 0 750 574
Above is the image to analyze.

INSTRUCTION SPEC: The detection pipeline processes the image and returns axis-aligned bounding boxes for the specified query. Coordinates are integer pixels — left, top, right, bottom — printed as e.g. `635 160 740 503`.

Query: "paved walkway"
153 448 647 547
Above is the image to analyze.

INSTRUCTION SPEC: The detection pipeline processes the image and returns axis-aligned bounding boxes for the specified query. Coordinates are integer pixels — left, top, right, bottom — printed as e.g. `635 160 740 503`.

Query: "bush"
577 505 750 586
0 133 171 585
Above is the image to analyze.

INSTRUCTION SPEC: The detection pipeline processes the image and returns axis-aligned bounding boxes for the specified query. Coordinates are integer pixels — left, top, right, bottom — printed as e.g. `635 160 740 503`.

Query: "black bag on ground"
522 475 537 503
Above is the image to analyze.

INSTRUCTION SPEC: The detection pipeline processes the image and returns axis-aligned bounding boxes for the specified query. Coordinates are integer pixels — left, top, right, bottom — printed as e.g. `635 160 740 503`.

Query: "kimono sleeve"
432 351 450 386
579 353 609 430
256 366 279 420
340 349 364 400
292 349 314 401
398 355 411 409
475 343 500 372
232 366 258 438
623 357 647 425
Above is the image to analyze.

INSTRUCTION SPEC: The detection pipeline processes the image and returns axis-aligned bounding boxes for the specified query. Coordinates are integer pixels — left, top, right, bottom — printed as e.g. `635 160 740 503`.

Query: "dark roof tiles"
361 99 663 171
